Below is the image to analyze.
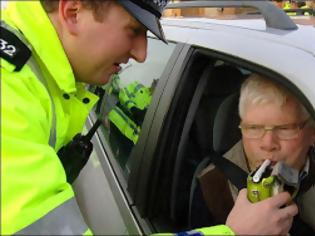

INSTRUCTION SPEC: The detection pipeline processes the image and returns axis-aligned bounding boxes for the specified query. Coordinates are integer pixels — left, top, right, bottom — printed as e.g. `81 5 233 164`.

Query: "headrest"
205 65 244 96
213 93 241 154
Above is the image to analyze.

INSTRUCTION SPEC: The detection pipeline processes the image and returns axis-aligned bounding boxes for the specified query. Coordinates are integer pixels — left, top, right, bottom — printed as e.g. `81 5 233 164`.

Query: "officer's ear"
58 0 82 35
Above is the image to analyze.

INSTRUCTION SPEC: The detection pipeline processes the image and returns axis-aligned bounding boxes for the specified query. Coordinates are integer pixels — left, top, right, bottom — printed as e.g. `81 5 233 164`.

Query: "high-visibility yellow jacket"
118 81 152 112
108 80 151 144
1 1 98 234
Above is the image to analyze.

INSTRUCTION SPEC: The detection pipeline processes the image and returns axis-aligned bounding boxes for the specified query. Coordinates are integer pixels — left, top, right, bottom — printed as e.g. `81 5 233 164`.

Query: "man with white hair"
198 74 315 235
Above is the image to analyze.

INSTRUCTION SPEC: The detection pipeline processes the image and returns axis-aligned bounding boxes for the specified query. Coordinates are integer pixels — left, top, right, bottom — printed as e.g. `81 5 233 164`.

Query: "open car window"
91 38 177 178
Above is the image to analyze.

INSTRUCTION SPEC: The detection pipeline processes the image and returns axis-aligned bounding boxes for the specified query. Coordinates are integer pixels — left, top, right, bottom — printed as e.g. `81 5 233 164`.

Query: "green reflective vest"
108 107 141 144
119 81 152 112
108 80 151 144
1 1 97 234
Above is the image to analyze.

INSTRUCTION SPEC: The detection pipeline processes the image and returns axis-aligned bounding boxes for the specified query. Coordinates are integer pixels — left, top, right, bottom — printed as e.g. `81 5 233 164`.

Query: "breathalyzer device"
247 159 300 203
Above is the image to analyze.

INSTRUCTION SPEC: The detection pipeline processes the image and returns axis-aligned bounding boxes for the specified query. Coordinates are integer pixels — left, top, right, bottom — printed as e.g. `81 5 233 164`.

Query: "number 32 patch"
0 38 17 57
1 23 31 71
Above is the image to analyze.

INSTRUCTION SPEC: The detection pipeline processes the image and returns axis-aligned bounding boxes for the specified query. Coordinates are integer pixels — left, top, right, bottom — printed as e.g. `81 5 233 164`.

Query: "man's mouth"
270 161 277 166
258 159 277 167
113 63 122 74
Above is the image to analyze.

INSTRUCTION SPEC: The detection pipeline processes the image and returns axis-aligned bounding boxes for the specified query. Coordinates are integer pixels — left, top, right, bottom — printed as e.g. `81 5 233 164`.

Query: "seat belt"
170 63 214 219
210 152 248 190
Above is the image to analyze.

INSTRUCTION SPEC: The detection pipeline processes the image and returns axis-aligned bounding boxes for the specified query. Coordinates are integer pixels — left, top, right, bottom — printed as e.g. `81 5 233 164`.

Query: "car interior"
142 47 254 232
189 91 242 228
167 60 248 230
155 53 314 233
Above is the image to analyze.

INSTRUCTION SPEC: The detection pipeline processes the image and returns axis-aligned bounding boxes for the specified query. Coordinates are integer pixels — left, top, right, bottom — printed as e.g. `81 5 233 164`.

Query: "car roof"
161 17 315 55
148 16 315 111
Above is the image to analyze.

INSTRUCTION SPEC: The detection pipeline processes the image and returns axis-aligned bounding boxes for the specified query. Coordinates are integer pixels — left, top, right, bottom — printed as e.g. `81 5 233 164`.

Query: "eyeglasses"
238 119 309 140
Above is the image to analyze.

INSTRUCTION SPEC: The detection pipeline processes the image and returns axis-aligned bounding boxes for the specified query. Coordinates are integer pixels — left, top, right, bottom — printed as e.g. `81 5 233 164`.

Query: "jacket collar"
3 1 76 93
224 140 250 173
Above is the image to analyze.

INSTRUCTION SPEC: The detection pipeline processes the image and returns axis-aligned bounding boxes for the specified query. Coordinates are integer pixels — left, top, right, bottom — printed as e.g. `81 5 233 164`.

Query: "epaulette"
0 21 31 71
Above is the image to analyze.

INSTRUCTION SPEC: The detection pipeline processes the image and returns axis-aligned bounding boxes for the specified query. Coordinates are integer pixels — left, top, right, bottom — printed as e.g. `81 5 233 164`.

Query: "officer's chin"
99 74 113 85
90 74 112 86
76 72 112 85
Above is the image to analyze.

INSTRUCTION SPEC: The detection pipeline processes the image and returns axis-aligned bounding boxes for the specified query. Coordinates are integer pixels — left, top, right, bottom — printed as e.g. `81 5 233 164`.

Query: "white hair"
239 74 312 125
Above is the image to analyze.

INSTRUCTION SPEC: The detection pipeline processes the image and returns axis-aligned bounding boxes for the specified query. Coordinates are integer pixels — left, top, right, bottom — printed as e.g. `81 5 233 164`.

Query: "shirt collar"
300 157 310 181
3 1 76 93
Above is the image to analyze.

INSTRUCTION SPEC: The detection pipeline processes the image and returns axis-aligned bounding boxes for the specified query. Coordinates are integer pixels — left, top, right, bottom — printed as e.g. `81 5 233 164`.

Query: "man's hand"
226 189 298 235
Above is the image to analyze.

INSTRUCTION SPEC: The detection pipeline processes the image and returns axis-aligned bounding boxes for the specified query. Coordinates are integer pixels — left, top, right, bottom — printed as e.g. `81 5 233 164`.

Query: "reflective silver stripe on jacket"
27 56 57 148
1 21 57 148
15 197 88 235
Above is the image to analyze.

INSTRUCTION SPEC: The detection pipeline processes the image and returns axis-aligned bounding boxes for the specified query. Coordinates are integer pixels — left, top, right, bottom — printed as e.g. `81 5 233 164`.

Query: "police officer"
1 0 297 235
105 75 152 166
108 78 152 145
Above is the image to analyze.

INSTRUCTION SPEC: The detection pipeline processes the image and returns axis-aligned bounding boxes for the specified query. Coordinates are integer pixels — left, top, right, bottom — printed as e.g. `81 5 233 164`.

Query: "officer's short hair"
42 0 168 42
41 0 113 22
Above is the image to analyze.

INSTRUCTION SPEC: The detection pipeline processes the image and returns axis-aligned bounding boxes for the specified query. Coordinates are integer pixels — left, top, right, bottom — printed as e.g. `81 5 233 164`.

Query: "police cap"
117 0 168 43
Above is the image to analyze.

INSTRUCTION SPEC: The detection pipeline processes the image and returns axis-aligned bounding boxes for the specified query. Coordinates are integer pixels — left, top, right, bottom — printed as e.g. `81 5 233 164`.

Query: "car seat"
170 64 244 227
188 92 242 228
191 65 244 158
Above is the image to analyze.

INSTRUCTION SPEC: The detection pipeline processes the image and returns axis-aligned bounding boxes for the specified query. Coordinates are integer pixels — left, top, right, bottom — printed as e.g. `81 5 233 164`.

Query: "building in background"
163 0 257 18
163 0 314 23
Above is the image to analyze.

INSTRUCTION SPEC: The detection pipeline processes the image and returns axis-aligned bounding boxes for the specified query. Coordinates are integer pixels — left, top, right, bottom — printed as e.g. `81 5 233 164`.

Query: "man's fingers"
268 191 292 208
280 203 298 217
236 188 248 204
274 205 297 235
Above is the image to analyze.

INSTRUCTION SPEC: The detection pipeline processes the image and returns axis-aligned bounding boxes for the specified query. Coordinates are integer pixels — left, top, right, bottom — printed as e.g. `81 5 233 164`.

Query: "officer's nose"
130 35 147 63
260 130 279 152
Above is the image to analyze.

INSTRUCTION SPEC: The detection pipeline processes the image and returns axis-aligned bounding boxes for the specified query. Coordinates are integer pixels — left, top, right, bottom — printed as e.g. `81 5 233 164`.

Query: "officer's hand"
226 189 298 235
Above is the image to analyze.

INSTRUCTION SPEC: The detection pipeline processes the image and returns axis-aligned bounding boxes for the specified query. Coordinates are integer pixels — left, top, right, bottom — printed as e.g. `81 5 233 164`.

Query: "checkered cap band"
130 0 169 18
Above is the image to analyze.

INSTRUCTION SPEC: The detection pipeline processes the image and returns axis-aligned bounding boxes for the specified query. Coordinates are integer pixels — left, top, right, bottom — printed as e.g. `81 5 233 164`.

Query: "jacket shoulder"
1 21 32 72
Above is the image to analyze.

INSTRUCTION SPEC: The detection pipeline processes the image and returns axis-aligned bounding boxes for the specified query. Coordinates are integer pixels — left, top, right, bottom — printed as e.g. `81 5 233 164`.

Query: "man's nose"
130 36 147 63
260 130 279 152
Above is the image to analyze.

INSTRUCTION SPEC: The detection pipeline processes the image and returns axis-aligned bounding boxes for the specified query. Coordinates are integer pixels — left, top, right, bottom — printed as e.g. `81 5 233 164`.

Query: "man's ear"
58 0 82 35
